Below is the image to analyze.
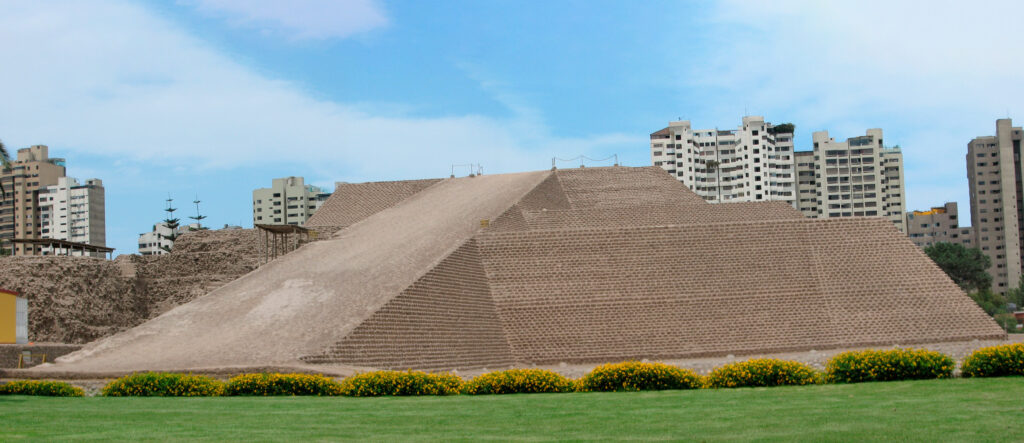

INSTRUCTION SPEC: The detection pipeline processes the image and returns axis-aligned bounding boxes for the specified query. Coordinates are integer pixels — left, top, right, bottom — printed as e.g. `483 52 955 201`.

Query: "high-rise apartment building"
794 151 818 218
966 119 1023 293
252 177 331 226
906 202 974 249
38 177 106 255
800 129 907 232
650 116 797 205
0 145 67 255
650 119 907 233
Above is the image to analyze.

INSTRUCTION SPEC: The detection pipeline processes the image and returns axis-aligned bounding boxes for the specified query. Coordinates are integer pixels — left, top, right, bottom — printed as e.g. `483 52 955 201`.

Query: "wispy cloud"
182 0 389 40
0 1 635 184
686 0 1024 210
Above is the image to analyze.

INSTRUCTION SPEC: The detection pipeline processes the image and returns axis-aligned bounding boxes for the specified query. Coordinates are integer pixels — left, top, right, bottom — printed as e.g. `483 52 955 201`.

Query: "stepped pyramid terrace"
28 166 1003 376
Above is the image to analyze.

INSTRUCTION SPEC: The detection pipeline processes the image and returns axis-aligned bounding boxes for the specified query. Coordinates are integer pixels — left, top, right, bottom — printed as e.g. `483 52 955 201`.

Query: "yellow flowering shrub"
0 380 85 397
101 372 224 397
339 370 462 396
705 359 819 388
462 369 573 395
224 373 344 396
961 343 1024 378
577 361 701 392
825 349 954 383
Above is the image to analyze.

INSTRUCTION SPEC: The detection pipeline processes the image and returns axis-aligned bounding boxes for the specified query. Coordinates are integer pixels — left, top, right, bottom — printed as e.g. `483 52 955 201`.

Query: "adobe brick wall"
0 229 259 344
489 172 571 232
0 257 145 344
17 166 1007 374
302 239 513 371
491 168 802 233
304 178 442 231
556 166 706 208
474 218 1004 364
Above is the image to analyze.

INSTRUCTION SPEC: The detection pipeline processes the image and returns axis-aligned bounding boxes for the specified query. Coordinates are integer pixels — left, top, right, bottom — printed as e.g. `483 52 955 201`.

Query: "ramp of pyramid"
476 217 1004 364
42 171 549 373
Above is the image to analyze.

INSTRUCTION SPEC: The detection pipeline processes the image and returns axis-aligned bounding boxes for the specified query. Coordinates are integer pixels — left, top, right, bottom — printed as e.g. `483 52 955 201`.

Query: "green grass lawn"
2 377 1023 441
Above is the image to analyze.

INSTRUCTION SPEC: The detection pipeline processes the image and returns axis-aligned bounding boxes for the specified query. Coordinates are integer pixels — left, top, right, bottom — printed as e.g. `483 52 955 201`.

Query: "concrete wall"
0 343 81 368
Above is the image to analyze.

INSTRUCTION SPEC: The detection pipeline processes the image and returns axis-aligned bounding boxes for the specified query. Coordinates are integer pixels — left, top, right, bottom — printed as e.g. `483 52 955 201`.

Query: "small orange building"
0 288 27 344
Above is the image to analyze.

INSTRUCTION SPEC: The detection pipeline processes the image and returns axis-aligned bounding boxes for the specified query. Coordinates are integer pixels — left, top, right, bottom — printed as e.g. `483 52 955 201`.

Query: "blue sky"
1 0 1023 256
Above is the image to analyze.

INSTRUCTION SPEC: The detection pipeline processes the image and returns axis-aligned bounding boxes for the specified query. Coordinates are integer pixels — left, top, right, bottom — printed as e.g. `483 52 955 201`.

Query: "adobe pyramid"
42 167 1004 374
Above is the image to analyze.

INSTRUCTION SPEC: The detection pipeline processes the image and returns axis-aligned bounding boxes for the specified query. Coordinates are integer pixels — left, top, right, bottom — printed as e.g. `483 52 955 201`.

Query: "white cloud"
183 0 389 40
687 0 1024 211
0 1 634 183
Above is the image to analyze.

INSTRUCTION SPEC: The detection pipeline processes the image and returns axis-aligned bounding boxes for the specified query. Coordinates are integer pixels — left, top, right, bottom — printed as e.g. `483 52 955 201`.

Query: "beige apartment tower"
0 145 67 255
800 129 907 232
252 177 331 226
650 116 797 206
906 202 974 249
966 119 1023 293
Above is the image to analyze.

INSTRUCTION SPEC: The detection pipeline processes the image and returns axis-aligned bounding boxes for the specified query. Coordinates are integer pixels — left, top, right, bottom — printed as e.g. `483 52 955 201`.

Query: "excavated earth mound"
0 229 259 343
31 166 1005 375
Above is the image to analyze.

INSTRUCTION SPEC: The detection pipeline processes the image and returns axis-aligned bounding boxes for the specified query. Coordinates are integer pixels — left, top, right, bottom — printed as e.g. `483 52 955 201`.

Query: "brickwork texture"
32 166 1005 374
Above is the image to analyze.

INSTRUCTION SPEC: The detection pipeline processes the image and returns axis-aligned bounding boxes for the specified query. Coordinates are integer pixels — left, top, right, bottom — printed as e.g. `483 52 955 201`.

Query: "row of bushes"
0 380 85 397
5 344 1023 397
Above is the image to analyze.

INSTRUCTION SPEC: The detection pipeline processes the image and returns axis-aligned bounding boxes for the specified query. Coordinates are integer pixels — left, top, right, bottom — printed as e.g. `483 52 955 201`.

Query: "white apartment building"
802 129 907 233
138 222 200 255
650 116 797 206
38 176 106 256
650 118 908 233
252 177 331 226
794 151 818 218
138 222 176 256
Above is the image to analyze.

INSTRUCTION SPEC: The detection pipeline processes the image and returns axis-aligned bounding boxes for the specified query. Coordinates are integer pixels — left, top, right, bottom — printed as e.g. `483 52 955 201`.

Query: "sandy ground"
29 171 550 374
511 335 1024 379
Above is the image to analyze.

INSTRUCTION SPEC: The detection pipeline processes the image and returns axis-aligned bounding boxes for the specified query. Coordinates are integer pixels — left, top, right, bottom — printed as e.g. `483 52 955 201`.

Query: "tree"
924 242 992 292
188 196 208 231
1004 279 1024 310
768 123 795 135
160 196 180 253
